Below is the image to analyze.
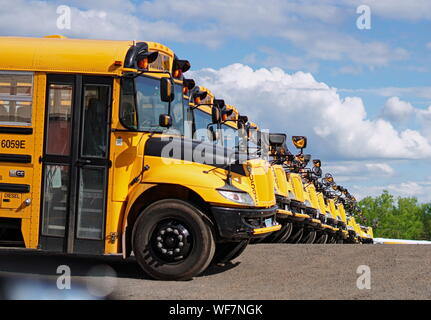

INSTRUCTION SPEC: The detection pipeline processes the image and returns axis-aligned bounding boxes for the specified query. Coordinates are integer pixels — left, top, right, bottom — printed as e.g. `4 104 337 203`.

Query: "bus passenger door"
39 75 112 254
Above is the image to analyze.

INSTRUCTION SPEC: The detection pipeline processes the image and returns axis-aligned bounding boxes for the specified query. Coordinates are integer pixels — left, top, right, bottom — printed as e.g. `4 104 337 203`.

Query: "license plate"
264 218 272 228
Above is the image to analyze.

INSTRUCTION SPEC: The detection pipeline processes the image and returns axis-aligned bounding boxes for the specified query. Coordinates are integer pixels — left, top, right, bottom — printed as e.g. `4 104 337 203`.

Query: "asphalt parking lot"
0 244 430 300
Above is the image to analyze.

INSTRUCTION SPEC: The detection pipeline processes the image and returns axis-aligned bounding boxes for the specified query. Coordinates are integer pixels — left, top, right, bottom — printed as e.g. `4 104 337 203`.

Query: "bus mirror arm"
203 163 233 185
190 103 213 110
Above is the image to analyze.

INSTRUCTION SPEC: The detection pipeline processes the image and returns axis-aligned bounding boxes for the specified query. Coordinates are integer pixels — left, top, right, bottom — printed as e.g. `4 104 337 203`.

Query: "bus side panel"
306 184 320 210
289 173 305 202
104 78 146 254
0 72 45 248
27 72 46 248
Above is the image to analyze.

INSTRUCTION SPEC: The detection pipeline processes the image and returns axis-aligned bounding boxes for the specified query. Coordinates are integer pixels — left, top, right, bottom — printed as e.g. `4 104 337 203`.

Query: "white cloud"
0 0 409 67
381 97 415 122
257 47 320 73
379 97 431 141
341 0 431 21
351 179 431 203
416 106 431 141
279 28 409 67
140 0 346 27
190 63 431 160
323 161 394 183
0 0 191 44
340 87 431 100
365 163 394 175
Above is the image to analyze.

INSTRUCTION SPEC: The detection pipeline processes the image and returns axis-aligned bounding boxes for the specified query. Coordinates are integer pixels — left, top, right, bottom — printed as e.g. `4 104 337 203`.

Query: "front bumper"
211 205 280 240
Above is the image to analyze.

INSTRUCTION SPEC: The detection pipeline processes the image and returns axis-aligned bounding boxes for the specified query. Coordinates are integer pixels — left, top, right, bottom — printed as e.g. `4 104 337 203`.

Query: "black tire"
0 228 6 240
287 225 304 243
314 232 328 244
212 240 249 265
263 221 293 243
300 229 317 244
327 235 337 244
345 237 356 244
277 222 293 243
336 239 344 244
250 237 266 244
132 199 215 281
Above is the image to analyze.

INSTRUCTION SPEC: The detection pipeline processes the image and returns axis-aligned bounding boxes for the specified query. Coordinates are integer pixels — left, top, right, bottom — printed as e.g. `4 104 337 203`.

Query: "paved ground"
0 244 430 300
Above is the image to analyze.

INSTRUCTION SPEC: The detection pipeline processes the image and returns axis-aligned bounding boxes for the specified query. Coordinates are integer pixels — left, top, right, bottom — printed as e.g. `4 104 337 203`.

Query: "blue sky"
1 0 431 201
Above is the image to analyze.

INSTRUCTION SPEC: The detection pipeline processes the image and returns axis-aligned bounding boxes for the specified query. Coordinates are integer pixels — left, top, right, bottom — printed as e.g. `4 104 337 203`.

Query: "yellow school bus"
184 91 280 251
0 36 279 280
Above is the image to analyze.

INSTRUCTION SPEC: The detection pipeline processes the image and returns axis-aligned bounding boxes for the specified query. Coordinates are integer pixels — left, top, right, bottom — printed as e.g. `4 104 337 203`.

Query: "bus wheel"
268 221 293 243
300 229 316 244
249 237 266 244
327 235 337 244
286 225 303 243
276 222 293 243
212 240 249 265
132 199 215 281
0 228 6 240
314 232 328 244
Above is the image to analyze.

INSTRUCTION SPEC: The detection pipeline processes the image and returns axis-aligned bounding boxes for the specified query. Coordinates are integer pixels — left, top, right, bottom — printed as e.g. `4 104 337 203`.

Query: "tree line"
357 191 431 241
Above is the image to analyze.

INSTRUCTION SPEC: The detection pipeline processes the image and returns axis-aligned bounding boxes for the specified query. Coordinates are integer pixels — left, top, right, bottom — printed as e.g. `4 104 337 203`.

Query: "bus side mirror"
208 125 218 141
313 159 321 168
238 119 246 130
269 133 287 145
239 115 248 124
212 107 221 124
160 78 174 102
159 114 172 128
312 166 322 177
292 136 307 150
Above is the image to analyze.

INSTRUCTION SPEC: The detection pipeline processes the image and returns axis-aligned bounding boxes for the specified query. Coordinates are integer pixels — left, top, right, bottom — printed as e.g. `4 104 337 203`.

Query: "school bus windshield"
221 123 250 154
193 108 220 145
221 123 238 150
248 127 262 157
120 76 183 134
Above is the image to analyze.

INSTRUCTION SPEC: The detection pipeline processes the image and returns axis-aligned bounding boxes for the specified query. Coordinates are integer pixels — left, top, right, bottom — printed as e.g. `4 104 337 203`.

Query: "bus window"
120 77 183 134
222 124 237 150
41 165 70 237
46 84 73 156
82 85 110 158
0 72 33 126
193 108 219 144
183 98 193 140
119 77 137 130
169 84 184 135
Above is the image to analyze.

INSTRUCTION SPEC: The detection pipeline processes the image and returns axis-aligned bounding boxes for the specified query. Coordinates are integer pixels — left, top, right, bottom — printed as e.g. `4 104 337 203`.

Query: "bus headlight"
217 190 254 206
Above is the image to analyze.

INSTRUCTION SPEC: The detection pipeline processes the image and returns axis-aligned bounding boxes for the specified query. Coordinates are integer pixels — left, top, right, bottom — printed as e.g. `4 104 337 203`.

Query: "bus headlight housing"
217 190 254 206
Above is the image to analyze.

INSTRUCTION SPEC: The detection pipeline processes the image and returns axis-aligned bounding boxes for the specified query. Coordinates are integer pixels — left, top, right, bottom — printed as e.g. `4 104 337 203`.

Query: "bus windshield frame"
119 75 184 134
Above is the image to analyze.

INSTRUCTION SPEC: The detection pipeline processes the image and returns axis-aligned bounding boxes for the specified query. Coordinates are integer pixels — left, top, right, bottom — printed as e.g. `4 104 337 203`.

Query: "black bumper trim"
211 205 278 240
289 199 306 210
305 206 318 218
275 194 290 205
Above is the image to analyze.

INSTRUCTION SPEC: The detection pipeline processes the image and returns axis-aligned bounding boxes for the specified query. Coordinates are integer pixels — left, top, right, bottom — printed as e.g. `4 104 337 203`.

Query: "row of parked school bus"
0 36 373 281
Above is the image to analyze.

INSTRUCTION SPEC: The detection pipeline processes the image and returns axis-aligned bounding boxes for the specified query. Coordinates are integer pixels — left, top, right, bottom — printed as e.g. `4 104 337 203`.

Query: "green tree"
358 191 429 240
421 203 431 240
